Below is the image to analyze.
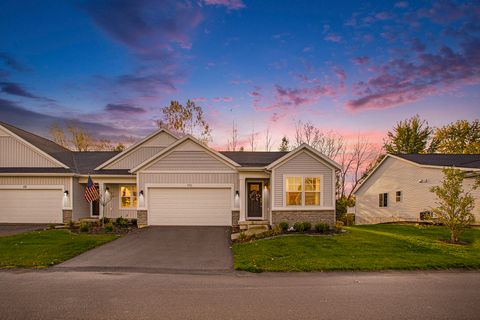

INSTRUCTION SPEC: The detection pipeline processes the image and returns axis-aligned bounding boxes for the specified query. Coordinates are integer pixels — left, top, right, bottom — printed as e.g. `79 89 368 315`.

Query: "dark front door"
247 182 263 219
91 185 100 217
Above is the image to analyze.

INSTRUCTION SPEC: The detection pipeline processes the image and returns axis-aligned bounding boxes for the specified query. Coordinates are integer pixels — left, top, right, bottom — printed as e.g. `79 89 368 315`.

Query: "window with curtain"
120 185 137 209
286 177 302 206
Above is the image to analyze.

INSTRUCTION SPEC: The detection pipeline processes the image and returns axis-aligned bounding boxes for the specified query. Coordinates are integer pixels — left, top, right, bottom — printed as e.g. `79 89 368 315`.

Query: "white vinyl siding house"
354 155 480 225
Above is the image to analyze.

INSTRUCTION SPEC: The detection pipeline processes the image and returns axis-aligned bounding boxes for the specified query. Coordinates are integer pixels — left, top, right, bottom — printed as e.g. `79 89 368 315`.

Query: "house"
0 121 340 229
353 154 480 225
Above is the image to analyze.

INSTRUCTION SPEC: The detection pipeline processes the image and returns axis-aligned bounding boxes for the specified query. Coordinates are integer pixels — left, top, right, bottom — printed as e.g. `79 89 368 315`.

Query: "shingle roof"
0 121 76 168
220 151 289 167
73 151 122 174
395 154 480 169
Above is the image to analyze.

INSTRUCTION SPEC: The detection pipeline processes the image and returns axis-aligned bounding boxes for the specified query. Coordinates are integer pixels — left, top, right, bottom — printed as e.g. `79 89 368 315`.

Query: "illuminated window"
285 176 321 206
120 185 137 209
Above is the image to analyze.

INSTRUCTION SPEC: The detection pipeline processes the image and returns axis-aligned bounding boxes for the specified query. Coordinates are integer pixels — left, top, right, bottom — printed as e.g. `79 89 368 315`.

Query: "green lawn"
232 224 480 272
0 229 118 268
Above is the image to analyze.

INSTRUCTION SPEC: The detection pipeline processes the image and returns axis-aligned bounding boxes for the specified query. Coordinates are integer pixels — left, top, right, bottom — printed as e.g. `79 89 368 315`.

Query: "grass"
232 224 480 272
0 229 118 268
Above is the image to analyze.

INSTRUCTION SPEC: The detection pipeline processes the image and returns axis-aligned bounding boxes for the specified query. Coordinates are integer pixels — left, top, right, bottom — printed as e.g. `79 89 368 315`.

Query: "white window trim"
119 184 137 210
283 174 324 208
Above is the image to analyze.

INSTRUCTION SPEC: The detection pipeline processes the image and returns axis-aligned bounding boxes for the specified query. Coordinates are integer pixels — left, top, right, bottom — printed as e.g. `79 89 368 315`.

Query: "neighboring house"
0 121 340 229
353 154 480 225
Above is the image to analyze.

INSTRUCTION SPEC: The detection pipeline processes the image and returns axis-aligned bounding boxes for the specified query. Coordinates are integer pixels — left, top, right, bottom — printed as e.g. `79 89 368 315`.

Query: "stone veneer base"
62 210 72 224
272 210 335 227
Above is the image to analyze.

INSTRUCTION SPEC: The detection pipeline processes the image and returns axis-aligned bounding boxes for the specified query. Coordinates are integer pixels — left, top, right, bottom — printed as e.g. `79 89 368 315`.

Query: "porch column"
239 177 246 222
99 182 105 220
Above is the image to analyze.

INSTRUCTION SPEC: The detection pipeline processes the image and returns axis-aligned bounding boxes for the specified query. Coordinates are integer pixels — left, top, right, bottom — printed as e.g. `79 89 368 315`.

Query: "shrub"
302 221 312 231
344 214 355 226
80 222 90 232
279 222 289 232
315 222 330 233
102 217 111 224
129 219 138 227
104 223 114 233
237 232 249 242
335 221 344 232
48 224 56 230
67 220 76 229
271 225 282 235
115 217 129 228
293 222 305 232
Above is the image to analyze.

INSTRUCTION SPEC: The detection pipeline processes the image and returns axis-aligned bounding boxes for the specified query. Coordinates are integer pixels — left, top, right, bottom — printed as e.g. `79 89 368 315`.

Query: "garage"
0 188 63 223
148 187 232 226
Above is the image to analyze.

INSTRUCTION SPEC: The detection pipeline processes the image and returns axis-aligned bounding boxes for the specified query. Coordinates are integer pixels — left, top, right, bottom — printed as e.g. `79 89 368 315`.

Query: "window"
285 176 321 206
378 193 388 207
396 191 402 202
286 177 302 206
120 185 137 209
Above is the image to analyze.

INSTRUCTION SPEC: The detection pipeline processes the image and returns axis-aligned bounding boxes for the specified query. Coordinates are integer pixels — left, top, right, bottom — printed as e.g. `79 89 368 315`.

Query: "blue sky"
1 0 479 149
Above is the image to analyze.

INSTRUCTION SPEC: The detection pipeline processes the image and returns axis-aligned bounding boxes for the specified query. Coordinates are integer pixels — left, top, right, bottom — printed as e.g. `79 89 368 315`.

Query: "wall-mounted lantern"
64 190 69 197
139 190 144 196
235 190 239 197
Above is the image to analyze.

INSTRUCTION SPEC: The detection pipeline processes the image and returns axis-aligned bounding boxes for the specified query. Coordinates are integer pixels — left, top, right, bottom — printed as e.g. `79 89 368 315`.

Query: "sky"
0 0 479 150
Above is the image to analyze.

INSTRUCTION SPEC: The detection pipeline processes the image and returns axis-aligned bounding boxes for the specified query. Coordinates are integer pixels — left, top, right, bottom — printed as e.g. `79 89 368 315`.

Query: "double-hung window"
120 185 137 209
286 176 321 206
378 193 388 207
396 191 402 202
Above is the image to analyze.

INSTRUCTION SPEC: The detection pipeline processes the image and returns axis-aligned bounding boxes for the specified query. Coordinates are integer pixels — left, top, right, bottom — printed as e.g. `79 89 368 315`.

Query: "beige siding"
104 184 137 219
146 151 234 171
355 157 480 224
273 151 334 208
0 136 61 167
104 131 177 170
106 147 165 169
72 178 90 220
0 176 70 189
139 173 238 191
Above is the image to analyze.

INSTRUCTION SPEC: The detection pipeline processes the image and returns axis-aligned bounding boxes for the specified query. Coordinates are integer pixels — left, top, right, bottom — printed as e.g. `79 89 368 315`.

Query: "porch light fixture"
235 191 239 197
64 190 69 196
139 190 144 196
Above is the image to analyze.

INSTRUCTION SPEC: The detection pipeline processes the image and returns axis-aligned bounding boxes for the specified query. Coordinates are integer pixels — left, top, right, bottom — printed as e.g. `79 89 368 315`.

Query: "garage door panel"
148 188 231 226
0 189 63 223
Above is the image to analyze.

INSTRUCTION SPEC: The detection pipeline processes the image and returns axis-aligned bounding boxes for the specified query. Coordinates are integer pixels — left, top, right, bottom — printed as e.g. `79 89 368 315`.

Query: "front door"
90 185 100 217
247 182 263 219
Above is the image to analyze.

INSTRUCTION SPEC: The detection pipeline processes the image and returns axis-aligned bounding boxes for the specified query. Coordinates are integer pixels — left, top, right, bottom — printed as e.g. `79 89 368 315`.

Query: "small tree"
430 168 477 243
279 136 289 151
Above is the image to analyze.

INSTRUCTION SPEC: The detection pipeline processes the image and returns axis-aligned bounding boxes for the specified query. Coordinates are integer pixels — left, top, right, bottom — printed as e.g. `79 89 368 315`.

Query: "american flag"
84 176 100 202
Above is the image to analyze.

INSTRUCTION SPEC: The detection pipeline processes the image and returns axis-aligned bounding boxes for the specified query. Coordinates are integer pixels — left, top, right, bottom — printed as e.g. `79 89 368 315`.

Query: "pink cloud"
346 38 480 111
324 33 342 42
212 96 233 102
192 97 207 102
203 0 245 10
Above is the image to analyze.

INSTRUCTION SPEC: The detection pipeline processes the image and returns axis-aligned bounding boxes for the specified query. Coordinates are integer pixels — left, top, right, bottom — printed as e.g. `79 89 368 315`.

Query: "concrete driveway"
56 226 233 273
0 224 47 237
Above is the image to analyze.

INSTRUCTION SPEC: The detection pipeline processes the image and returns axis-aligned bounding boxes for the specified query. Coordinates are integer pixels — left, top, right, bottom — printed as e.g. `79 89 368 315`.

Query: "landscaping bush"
104 223 114 233
237 232 249 242
302 221 312 231
79 222 90 233
293 222 305 232
102 217 111 224
129 219 138 227
344 214 355 226
335 221 344 232
67 220 76 229
115 217 129 228
315 222 330 233
48 224 56 230
279 222 289 232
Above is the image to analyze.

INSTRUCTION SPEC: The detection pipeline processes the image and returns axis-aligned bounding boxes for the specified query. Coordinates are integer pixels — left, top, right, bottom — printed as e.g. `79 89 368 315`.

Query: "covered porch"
77 176 137 220
238 170 271 232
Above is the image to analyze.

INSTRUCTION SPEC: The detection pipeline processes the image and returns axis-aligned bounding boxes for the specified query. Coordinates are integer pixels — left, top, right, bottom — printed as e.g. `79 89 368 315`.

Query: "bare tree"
49 123 69 149
227 120 238 151
94 139 113 151
68 124 94 151
264 127 273 151
293 120 344 158
248 124 257 151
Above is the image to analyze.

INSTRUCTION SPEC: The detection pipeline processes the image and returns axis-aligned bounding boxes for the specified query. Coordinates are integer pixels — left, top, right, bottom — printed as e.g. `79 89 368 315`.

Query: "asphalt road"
1 270 479 320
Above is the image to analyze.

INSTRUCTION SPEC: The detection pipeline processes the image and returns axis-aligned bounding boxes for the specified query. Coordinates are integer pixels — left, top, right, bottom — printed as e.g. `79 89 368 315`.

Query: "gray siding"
0 176 70 189
139 173 238 191
273 151 334 208
146 151 234 171
106 147 165 169
0 136 61 167
355 157 480 224
72 178 90 220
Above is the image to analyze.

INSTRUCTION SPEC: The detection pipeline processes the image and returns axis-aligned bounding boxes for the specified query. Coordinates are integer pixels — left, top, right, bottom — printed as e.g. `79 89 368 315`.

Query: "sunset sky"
1 0 479 150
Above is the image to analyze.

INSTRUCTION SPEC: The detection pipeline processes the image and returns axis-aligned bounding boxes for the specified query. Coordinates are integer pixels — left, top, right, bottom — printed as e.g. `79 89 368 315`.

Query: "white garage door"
148 188 232 226
0 189 63 223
